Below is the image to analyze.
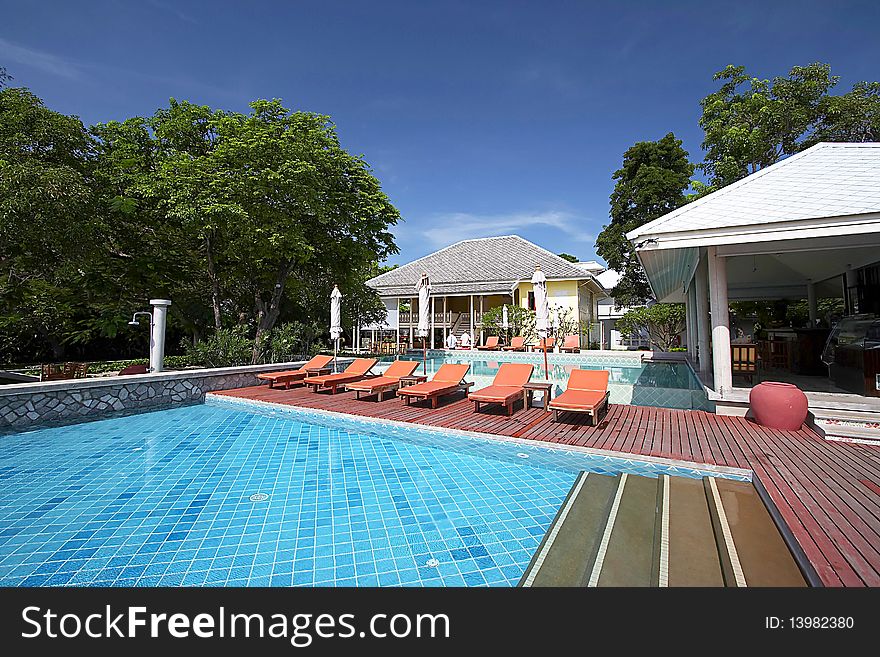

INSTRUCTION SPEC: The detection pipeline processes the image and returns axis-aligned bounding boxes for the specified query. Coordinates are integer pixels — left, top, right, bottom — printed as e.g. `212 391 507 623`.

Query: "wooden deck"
212 384 880 587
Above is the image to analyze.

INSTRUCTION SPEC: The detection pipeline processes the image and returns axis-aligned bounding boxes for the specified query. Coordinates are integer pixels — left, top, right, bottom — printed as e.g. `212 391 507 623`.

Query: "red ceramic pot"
749 382 808 430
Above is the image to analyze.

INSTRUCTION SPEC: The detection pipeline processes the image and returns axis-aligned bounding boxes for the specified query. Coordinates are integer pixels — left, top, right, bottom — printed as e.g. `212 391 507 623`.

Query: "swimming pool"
393 351 712 411
0 398 739 587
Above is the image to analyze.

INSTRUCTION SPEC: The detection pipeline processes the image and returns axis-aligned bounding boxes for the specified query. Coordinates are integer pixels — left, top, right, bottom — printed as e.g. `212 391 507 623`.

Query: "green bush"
479 305 536 343
617 304 686 351
265 321 324 363
184 326 254 368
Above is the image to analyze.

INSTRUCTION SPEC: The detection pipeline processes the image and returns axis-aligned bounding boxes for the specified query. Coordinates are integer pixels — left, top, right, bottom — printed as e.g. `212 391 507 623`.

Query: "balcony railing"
398 311 456 325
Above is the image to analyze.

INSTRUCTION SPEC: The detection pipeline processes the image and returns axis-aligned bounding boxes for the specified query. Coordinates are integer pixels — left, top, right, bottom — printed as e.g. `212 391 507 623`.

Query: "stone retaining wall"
0 360 346 431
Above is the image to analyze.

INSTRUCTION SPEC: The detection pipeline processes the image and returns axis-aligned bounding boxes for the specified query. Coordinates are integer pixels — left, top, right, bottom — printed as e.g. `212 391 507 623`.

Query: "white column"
695 255 711 374
149 299 171 373
396 298 401 352
469 294 474 344
430 296 435 349
408 297 413 347
807 281 817 327
479 295 484 344
707 247 732 395
443 296 448 344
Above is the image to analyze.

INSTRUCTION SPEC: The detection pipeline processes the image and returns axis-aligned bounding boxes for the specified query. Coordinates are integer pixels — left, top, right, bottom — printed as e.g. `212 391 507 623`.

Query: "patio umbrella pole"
416 272 432 377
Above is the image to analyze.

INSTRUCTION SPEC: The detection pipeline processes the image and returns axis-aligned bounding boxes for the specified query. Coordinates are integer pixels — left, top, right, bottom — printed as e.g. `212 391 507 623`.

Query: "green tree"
811 81 880 144
616 303 685 351
0 88 102 360
0 67 11 88
698 63 880 189
595 133 694 306
479 304 536 344
96 98 400 362
557 252 579 263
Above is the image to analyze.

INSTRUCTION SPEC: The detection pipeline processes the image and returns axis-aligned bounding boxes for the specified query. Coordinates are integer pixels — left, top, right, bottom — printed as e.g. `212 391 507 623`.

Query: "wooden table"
305 366 332 377
398 374 428 388
523 381 554 411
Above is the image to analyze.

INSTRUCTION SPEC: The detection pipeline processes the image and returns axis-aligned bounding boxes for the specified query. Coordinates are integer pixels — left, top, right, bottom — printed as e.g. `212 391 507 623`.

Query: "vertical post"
430 296 435 349
469 294 474 346
479 295 484 344
695 254 711 374
408 296 414 348
707 247 732 395
806 281 817 327
686 283 697 361
845 266 858 314
396 298 401 354
149 299 171 373
443 296 448 345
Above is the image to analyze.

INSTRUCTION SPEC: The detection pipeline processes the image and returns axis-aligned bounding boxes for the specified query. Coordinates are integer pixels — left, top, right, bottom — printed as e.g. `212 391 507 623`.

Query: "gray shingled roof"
367 235 595 297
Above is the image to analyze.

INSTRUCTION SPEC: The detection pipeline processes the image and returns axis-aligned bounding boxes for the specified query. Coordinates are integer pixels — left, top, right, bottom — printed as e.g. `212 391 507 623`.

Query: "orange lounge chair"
501 336 526 351
468 363 534 416
559 335 580 353
536 337 555 351
306 358 377 394
475 336 500 351
257 354 334 389
549 369 610 425
397 363 473 409
345 359 420 401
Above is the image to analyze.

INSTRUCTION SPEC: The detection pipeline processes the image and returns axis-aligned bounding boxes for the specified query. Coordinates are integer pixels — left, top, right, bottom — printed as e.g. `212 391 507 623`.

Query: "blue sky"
3 0 878 266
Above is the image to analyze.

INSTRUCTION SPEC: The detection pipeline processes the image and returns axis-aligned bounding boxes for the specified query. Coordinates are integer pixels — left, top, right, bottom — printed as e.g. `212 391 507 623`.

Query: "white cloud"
0 38 81 80
418 210 594 248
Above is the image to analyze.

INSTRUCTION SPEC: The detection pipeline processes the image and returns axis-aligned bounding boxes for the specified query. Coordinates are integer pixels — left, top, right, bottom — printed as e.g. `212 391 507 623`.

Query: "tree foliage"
699 63 880 189
0 87 104 360
1 89 399 365
557 252 579 263
595 133 694 306
479 304 536 344
616 303 685 352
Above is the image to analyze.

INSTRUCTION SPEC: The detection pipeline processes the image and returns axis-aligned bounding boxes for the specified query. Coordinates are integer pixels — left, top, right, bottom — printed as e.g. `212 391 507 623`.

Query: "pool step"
518 472 619 586
522 472 807 587
705 477 806 587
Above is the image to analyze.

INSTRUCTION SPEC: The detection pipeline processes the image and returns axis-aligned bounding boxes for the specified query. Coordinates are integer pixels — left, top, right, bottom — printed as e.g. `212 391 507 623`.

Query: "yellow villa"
363 235 608 351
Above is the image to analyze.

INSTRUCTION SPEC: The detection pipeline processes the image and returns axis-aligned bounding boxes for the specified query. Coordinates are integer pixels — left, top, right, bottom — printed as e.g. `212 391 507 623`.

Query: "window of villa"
528 291 535 310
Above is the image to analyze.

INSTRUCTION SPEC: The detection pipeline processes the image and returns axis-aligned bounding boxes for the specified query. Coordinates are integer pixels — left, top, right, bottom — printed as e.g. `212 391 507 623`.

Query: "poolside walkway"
212 384 880 587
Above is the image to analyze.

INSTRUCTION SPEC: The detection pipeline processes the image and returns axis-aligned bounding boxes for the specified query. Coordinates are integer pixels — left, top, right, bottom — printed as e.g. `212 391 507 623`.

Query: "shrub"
479 305 536 343
184 326 254 368
617 304 686 351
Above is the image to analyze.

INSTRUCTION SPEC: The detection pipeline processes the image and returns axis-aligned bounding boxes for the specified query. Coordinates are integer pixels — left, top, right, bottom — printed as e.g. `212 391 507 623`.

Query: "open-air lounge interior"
630 144 880 425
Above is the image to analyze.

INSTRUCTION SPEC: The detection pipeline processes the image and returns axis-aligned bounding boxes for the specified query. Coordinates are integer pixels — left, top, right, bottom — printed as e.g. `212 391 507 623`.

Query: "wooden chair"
40 362 88 381
731 344 758 384
768 338 791 370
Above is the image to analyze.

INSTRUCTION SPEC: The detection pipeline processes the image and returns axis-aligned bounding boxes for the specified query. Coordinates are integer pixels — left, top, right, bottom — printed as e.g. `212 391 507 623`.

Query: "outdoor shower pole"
149 299 172 373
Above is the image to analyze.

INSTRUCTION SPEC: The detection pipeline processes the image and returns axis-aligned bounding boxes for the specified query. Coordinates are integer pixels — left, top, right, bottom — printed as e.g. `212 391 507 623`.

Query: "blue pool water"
393 352 711 410
0 399 738 587
399 354 701 389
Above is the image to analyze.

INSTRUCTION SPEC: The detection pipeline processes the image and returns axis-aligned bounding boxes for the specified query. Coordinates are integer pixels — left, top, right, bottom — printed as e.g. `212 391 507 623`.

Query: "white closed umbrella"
502 304 509 346
532 266 549 380
330 284 343 372
417 273 431 374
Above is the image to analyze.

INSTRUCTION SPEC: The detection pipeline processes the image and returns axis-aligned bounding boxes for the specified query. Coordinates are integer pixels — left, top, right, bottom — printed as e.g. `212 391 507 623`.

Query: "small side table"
399 374 428 388
523 381 553 411
305 366 332 377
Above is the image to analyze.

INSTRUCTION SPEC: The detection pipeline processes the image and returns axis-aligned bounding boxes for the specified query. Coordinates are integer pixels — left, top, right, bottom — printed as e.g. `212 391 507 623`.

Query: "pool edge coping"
205 392 753 482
